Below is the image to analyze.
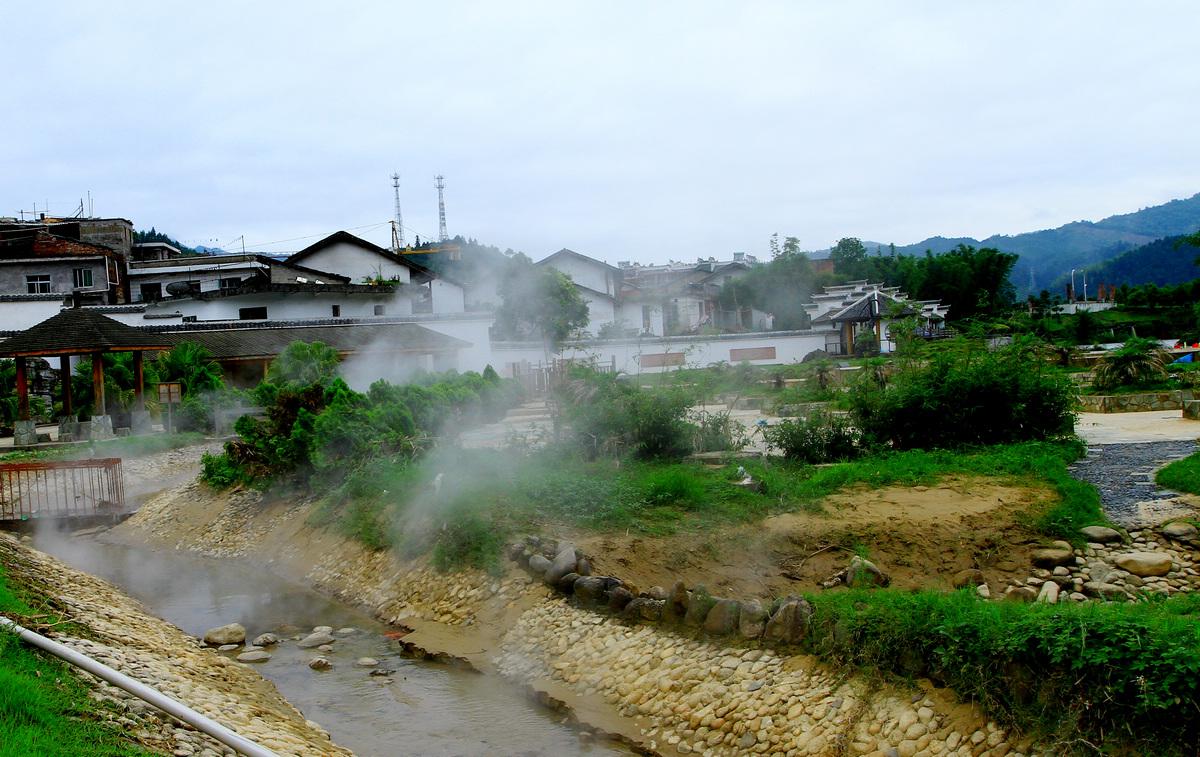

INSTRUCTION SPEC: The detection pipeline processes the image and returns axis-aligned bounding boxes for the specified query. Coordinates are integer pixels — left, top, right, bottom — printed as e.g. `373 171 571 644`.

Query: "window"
373 304 386 316
219 277 241 291
26 274 51 294
140 283 163 302
331 305 341 317
238 306 267 320
72 268 93 289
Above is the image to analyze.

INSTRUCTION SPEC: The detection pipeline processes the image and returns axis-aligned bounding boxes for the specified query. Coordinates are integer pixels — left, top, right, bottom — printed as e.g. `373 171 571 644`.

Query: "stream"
33 531 627 757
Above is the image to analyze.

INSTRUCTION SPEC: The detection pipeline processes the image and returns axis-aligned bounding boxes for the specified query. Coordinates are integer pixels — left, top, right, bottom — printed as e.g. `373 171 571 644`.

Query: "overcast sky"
3 2 1198 263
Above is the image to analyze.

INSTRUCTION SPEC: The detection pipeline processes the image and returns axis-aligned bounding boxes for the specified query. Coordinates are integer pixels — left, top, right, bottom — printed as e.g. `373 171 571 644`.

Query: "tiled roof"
161 322 470 360
0 308 172 356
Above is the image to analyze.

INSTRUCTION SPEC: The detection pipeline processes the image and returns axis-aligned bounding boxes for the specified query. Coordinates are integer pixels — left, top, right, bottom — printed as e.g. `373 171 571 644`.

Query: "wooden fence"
0 458 125 521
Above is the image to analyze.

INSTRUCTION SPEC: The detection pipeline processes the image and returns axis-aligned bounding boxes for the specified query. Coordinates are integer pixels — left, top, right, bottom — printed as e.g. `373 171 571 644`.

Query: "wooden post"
133 351 145 411
15 356 29 421
60 355 73 417
92 352 106 417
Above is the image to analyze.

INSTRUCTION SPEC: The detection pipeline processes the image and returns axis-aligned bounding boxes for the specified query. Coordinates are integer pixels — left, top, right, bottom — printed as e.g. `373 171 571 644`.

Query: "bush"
850 338 1075 450
764 411 861 463
559 371 696 459
1094 337 1169 391
431 508 507 573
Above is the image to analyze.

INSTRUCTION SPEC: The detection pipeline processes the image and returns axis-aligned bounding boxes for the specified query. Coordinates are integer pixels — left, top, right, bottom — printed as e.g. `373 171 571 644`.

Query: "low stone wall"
1077 390 1190 413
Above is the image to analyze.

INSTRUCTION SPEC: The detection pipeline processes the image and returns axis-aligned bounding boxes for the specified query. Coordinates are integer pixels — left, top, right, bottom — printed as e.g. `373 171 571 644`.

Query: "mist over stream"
33 531 627 757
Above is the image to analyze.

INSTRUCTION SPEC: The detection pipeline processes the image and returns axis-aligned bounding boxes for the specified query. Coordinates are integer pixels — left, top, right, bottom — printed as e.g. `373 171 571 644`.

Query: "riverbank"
0 531 349 757
118 480 1031 756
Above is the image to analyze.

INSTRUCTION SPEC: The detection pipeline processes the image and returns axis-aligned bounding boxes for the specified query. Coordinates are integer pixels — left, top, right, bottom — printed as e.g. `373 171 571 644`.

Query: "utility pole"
436 175 449 242
391 172 405 249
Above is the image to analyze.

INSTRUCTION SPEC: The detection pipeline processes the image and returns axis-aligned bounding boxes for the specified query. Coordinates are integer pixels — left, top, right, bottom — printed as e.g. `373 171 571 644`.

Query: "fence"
0 458 125 521
508 356 617 394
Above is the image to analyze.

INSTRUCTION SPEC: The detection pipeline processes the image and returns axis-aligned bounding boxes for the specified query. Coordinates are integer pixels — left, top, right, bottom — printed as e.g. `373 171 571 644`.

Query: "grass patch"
805 588 1200 754
1155 450 1200 496
0 563 153 757
0 432 207 464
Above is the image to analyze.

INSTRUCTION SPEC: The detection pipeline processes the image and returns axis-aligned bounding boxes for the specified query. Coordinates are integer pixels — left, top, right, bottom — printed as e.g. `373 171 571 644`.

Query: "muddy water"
34 533 627 757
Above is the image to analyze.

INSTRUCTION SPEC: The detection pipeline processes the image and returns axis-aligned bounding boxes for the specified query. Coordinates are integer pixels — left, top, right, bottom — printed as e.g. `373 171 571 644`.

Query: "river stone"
335 627 357 636
308 657 332 671
544 543 578 584
575 557 592 576
355 657 379 668
847 556 890 587
252 633 279 647
1162 521 1199 540
738 599 768 639
645 585 668 601
556 572 581 593
1083 581 1126 600
1114 552 1173 577
297 631 336 649
763 597 812 644
1004 586 1038 602
1036 580 1060 604
237 650 271 663
624 597 664 622
1031 548 1074 568
703 599 741 635
1080 526 1122 543
217 644 240 652
952 569 985 589
318 644 334 652
312 625 333 634
666 581 689 621
608 586 635 612
528 554 552 575
684 588 717 627
572 576 608 605
203 623 246 646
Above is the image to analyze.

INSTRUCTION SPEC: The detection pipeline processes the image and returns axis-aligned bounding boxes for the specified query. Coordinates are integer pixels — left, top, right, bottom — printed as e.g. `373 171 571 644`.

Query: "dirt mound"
576 475 1051 599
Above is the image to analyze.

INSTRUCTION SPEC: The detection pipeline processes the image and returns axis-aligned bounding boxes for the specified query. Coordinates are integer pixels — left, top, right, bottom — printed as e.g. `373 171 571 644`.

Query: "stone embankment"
0 532 349 757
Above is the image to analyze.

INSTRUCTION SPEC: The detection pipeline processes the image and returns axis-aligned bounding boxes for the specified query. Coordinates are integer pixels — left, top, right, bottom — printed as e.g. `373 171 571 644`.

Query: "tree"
155 342 224 398
830 237 868 277
1094 337 1169 391
493 256 589 350
268 341 342 387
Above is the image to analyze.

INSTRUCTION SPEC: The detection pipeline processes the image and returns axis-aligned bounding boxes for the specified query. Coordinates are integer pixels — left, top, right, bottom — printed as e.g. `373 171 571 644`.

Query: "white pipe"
0 616 278 757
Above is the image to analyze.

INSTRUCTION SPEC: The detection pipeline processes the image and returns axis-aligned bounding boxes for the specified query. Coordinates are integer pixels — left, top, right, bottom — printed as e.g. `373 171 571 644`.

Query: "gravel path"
1068 440 1198 522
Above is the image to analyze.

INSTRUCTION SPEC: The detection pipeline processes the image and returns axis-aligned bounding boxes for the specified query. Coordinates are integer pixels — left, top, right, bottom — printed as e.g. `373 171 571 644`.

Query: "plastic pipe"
1 616 278 757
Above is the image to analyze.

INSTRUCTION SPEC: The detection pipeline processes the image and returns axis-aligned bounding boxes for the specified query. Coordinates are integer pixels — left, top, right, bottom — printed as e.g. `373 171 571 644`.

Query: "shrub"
764 411 861 463
850 338 1075 450
559 371 696 459
431 508 507 573
1094 337 1169 391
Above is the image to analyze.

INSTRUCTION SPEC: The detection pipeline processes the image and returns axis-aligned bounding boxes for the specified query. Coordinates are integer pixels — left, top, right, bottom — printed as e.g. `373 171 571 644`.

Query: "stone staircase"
457 400 555 449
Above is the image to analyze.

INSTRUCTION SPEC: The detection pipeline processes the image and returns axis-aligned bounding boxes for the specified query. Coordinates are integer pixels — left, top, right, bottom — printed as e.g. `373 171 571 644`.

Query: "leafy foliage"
557 370 697 459
493 254 589 347
764 411 861 463
1093 337 1169 391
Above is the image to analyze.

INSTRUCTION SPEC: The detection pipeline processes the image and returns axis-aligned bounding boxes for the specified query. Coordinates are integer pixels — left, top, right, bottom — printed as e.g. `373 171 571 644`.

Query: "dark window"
373 304 386 316
140 283 163 302
72 268 94 288
219 277 241 291
238 306 268 320
25 274 51 294
331 305 341 317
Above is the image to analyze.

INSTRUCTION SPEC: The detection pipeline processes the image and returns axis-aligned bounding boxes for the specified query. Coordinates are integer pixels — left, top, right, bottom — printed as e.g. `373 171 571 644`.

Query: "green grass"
805 588 1200 755
313 439 1104 569
0 563 154 757
0 431 207 463
1156 450 1200 496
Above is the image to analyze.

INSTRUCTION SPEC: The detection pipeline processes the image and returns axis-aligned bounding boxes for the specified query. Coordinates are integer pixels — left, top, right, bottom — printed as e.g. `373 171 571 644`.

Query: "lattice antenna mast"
391 172 405 250
436 174 449 242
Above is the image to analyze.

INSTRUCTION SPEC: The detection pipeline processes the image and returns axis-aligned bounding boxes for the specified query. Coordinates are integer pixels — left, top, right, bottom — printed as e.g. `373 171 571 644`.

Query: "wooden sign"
158 382 182 405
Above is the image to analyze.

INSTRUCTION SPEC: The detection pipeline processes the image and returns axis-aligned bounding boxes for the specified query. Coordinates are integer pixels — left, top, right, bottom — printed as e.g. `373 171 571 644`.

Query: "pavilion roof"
0 308 172 357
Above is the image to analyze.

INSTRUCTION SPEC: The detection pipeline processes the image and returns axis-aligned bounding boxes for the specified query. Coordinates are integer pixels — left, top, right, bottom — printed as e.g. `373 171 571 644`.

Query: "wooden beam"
60 356 73 418
15 356 29 422
92 352 106 417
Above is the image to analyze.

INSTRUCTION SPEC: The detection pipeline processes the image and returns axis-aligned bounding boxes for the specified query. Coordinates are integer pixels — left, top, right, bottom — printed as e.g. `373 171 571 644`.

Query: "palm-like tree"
156 341 225 397
1094 338 1169 391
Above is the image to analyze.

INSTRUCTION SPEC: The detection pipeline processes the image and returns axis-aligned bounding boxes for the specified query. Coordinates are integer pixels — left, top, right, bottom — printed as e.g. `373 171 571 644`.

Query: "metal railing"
0 458 125 521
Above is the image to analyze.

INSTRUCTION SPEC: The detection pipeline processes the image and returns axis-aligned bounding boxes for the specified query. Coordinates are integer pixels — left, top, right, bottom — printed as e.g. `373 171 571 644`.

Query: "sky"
2 1 1198 264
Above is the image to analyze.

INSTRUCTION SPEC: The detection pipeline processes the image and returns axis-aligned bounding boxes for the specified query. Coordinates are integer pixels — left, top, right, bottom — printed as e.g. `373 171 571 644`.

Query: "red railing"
0 458 125 521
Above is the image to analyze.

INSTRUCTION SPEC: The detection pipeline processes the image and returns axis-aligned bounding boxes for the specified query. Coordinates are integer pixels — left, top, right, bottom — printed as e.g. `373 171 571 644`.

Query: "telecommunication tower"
435 175 449 242
391 172 405 250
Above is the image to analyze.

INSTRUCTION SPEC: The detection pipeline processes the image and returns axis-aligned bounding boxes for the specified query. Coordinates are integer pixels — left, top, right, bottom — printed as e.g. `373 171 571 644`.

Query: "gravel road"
1068 440 1198 523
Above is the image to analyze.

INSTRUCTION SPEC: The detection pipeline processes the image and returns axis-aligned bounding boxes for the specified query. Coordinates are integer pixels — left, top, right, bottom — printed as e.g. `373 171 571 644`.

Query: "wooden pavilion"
0 308 171 443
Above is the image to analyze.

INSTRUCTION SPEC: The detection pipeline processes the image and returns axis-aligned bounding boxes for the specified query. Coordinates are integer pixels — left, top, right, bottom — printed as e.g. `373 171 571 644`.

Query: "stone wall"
1077 390 1190 413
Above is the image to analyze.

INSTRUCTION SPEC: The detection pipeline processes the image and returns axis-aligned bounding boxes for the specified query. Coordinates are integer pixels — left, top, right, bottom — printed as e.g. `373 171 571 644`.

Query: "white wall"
296 242 413 284
141 290 410 322
578 289 617 331
0 299 66 330
542 254 616 296
430 279 465 314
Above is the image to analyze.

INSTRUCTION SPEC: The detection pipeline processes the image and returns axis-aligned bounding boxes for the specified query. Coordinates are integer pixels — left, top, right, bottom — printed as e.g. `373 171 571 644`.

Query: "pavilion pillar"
92 352 106 417
60 355 73 418
15 357 29 422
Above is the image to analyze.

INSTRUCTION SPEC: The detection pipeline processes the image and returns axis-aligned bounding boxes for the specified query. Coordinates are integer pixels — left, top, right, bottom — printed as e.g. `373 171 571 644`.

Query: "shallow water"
34 533 627 757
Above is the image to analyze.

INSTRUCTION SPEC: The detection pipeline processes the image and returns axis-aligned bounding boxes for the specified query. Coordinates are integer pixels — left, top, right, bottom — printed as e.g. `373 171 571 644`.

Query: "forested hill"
1057 235 1200 290
889 193 1200 294
134 228 197 254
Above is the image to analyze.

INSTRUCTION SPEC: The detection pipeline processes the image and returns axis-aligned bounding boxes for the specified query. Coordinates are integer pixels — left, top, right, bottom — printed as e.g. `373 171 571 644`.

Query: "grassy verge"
0 562 153 757
805 588 1200 755
312 439 1103 571
1156 450 1200 495
0 431 207 464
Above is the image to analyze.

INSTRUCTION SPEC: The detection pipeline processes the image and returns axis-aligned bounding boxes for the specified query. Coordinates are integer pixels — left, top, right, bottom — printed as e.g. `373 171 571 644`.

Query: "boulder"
738 599 768 639
297 631 336 649
1079 526 1122 543
607 587 635 612
575 557 593 576
572 576 609 605
645 586 668 601
544 543 578 584
528 554 552 575
763 597 813 645
975 584 991 599
1083 581 1127 600
203 623 246 646
1003 586 1038 602
624 597 664 622
952 569 985 589
556 572 581 593
1114 552 1173 577
1031 548 1074 569
702 599 741 635
237 650 271 663
1036 580 1060 604
846 556 890 587
312 626 333 635
684 588 717 627
308 657 333 671
252 633 279 647
1162 521 1199 541
666 581 690 621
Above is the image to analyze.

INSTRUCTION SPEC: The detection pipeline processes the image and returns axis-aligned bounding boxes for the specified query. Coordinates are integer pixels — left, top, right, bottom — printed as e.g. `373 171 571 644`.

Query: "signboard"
158 382 182 405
